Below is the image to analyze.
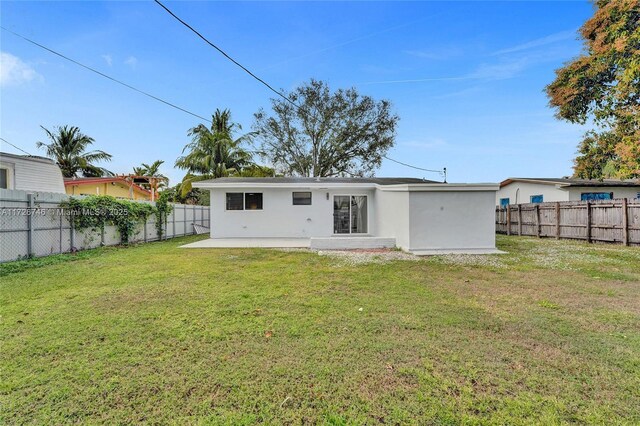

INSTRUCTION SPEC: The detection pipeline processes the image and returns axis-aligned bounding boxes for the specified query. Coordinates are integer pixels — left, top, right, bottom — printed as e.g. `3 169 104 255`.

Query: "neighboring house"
0 151 65 193
497 177 640 206
64 177 152 201
191 177 500 254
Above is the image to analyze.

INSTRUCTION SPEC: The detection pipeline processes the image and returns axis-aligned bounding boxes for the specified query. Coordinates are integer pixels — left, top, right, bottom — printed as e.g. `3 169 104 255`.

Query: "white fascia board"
192 182 379 190
378 183 499 192
193 181 499 192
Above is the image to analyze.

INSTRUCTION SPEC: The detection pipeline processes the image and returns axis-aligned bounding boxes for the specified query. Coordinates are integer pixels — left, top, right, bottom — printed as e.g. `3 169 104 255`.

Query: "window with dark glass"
292 191 312 205
244 193 263 210
226 193 244 210
530 195 543 203
0 169 7 189
580 192 613 201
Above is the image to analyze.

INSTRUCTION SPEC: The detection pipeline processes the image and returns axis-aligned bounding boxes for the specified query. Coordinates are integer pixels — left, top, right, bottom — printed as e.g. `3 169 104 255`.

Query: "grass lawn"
1 235 639 424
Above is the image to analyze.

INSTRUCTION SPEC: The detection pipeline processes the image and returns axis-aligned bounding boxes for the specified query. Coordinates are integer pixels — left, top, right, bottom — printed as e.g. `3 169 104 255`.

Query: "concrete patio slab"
181 238 310 249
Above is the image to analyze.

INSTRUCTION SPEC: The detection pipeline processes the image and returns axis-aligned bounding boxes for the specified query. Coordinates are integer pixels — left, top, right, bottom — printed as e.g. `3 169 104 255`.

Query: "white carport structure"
185 177 500 255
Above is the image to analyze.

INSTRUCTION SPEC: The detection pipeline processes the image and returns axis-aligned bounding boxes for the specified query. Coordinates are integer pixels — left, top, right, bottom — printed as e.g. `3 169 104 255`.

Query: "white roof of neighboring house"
500 177 640 188
0 151 66 193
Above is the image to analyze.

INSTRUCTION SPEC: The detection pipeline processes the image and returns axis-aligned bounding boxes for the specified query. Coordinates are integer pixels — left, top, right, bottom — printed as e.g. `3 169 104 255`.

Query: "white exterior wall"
374 190 410 249
0 154 65 193
497 182 640 205
408 190 496 252
567 186 640 201
210 187 376 239
496 182 569 205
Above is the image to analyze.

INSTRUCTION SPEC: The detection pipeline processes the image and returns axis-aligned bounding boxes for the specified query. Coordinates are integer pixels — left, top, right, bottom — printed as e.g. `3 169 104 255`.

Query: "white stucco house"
0 152 65 193
189 177 500 254
497 177 640 206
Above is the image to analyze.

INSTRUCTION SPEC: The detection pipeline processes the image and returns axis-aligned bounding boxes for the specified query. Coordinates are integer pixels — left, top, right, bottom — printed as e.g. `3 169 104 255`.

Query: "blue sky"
1 1 593 185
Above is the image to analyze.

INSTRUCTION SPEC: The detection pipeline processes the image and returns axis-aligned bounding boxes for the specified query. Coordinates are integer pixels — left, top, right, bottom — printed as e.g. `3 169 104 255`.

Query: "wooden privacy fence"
496 199 640 246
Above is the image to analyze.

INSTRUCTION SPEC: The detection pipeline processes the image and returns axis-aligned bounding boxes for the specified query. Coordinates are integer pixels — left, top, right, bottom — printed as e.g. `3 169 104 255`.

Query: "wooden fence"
496 199 640 246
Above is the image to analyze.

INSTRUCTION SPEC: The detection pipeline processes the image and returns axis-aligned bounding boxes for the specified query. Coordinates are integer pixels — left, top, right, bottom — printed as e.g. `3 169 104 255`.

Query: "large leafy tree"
546 0 640 179
175 109 254 195
36 125 113 178
253 79 399 177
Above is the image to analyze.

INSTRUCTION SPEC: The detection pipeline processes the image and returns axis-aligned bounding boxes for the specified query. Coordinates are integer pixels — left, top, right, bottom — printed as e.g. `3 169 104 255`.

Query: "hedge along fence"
496 198 640 246
0 189 210 263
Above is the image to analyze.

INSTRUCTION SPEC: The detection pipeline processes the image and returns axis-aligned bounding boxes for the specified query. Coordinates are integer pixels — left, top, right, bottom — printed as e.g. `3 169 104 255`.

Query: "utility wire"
381 155 443 174
154 0 298 109
0 26 210 123
0 137 32 156
153 0 446 179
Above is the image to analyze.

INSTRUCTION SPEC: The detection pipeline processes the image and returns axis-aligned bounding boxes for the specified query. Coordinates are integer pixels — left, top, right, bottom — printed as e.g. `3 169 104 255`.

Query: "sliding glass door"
333 195 368 234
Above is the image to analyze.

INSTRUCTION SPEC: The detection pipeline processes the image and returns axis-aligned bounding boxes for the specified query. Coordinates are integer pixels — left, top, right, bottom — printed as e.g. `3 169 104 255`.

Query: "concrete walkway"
181 238 310 249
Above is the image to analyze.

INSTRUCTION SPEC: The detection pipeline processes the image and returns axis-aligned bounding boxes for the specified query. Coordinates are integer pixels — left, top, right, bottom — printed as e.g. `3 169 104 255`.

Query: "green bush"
61 195 156 244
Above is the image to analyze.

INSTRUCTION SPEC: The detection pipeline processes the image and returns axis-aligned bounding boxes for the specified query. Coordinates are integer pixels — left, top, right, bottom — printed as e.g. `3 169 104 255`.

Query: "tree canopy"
175 109 259 195
546 0 640 179
253 79 399 177
36 125 112 178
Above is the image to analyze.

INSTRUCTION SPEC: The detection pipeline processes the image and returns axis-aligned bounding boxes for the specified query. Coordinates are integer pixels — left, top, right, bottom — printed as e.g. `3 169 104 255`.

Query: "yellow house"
64 177 152 201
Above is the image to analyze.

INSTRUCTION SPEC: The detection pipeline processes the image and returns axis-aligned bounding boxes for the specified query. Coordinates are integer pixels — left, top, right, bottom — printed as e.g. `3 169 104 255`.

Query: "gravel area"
429 254 507 268
317 249 420 266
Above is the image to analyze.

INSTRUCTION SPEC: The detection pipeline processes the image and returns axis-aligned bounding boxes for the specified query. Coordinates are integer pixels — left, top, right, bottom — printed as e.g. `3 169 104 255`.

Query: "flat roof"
501 177 640 188
195 177 441 185
193 177 498 192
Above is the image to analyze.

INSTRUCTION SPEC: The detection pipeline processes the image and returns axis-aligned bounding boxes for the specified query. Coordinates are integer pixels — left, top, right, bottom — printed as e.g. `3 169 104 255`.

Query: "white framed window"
292 191 312 205
225 192 263 210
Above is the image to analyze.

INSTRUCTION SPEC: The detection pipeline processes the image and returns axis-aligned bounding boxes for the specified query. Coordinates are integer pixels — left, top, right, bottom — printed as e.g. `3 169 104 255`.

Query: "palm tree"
133 160 169 189
36 125 112 178
175 109 254 195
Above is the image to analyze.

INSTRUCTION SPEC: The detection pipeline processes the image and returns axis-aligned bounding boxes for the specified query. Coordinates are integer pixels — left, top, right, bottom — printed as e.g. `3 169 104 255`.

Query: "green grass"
1 235 639 424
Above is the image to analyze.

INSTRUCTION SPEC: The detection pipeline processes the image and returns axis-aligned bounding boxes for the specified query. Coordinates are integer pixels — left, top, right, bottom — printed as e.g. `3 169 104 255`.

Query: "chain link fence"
0 189 210 263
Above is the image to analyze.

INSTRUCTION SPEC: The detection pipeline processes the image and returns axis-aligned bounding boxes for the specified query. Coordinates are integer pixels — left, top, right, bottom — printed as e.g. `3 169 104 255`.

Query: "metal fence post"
172 205 176 238
59 212 63 254
27 193 34 257
70 214 75 251
144 221 148 243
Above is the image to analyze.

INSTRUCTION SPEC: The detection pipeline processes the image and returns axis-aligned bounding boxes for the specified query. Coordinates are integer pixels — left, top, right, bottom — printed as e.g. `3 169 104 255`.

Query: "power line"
0 137 32 156
154 0 298 109
381 155 443 175
0 26 210 123
153 1 446 179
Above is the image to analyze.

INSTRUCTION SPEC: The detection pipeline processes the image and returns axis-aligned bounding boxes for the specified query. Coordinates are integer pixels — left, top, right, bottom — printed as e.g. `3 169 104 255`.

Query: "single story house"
0 152 65 193
64 177 152 201
497 177 640 206
191 177 500 254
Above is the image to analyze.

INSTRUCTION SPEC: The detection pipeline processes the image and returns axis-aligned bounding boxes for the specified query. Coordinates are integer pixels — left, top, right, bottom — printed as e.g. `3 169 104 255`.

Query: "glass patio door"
333 195 367 234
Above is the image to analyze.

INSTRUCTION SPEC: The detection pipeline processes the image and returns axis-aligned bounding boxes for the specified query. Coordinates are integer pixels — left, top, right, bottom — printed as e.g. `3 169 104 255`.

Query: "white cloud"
101 54 113 67
404 46 463 60
0 52 43 86
469 57 530 80
492 29 577 56
124 56 138 69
